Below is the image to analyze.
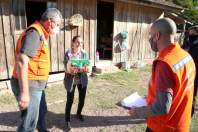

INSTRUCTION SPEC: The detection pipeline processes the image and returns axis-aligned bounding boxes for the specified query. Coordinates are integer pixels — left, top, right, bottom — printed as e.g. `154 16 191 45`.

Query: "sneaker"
66 122 71 131
76 114 84 121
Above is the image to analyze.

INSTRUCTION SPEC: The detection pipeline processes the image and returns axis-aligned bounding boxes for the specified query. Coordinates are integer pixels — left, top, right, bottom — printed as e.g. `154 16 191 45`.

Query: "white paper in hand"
121 92 147 108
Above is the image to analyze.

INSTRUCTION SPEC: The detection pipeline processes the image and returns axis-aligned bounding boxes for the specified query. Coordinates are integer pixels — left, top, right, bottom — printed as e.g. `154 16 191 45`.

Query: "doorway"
25 1 47 26
97 1 114 60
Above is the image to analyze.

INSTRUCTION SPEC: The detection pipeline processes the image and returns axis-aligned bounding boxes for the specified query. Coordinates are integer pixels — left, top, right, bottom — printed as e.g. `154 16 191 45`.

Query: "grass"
88 73 144 109
191 114 198 132
0 66 198 132
0 91 17 106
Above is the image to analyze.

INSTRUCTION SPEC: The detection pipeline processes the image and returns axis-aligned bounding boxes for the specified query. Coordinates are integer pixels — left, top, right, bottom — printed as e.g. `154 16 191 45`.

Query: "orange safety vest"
146 43 195 132
12 21 50 80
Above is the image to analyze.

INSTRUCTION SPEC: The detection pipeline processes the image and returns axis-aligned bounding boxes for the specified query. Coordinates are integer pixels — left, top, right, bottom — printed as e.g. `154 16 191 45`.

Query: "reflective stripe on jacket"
13 21 50 80
146 43 195 132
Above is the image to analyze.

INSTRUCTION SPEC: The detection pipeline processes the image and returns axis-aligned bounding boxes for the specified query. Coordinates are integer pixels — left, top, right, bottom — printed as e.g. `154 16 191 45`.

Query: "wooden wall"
113 0 162 64
0 0 97 80
0 0 15 80
54 0 97 72
0 0 170 80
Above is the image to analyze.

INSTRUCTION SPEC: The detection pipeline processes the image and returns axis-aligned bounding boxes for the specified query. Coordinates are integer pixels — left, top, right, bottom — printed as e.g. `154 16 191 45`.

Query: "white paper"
121 92 147 108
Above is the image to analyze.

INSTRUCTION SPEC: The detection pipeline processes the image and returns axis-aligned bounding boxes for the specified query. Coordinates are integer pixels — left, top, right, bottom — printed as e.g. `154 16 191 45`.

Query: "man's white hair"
41 8 62 22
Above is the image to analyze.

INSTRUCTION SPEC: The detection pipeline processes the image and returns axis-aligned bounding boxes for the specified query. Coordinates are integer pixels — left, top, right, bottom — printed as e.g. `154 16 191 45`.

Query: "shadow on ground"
0 111 19 128
0 110 145 131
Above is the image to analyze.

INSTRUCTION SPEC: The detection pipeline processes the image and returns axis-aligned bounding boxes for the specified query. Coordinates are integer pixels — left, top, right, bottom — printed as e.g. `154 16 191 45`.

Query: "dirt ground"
0 95 145 132
0 71 148 132
1 69 197 132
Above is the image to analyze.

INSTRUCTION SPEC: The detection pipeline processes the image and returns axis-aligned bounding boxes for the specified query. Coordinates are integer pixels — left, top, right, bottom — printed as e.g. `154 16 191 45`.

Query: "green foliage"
170 0 198 24
173 0 194 8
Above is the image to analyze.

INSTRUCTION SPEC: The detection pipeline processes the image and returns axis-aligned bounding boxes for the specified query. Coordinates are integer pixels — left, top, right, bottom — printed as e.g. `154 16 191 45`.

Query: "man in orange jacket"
11 8 62 132
129 18 195 132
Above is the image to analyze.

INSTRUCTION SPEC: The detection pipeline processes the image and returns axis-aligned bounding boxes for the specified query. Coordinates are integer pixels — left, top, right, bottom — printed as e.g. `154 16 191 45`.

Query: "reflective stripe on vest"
173 55 192 72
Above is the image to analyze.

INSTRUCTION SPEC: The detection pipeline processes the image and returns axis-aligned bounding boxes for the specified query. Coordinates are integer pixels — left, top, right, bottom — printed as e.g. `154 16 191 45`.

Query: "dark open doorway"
25 1 47 26
97 1 114 60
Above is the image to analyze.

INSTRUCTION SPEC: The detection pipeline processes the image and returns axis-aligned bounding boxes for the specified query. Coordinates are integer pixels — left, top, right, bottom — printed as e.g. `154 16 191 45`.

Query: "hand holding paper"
121 92 147 109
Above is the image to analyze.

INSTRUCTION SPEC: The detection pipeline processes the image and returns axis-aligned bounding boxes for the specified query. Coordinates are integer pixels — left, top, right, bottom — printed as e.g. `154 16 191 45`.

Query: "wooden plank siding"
0 0 15 80
63 0 72 51
0 0 8 80
89 0 97 63
49 0 97 72
113 1 162 64
0 0 97 80
1 0 15 78
0 0 174 80
57 0 65 71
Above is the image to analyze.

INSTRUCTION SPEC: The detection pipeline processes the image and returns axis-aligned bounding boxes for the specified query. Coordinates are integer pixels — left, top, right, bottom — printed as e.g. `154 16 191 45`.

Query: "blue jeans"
11 78 43 132
37 91 48 132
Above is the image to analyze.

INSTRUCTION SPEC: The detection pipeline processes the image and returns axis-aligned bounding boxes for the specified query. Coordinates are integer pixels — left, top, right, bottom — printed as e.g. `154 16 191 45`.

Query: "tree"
168 0 198 24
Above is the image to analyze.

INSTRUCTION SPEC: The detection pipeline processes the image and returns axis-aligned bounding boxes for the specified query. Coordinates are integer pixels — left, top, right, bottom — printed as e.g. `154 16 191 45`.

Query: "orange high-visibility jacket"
146 43 195 132
12 21 50 80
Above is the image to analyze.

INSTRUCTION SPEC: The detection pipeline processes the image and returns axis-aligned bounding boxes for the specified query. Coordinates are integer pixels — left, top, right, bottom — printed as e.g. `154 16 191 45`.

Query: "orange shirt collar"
35 21 49 39
158 42 180 58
